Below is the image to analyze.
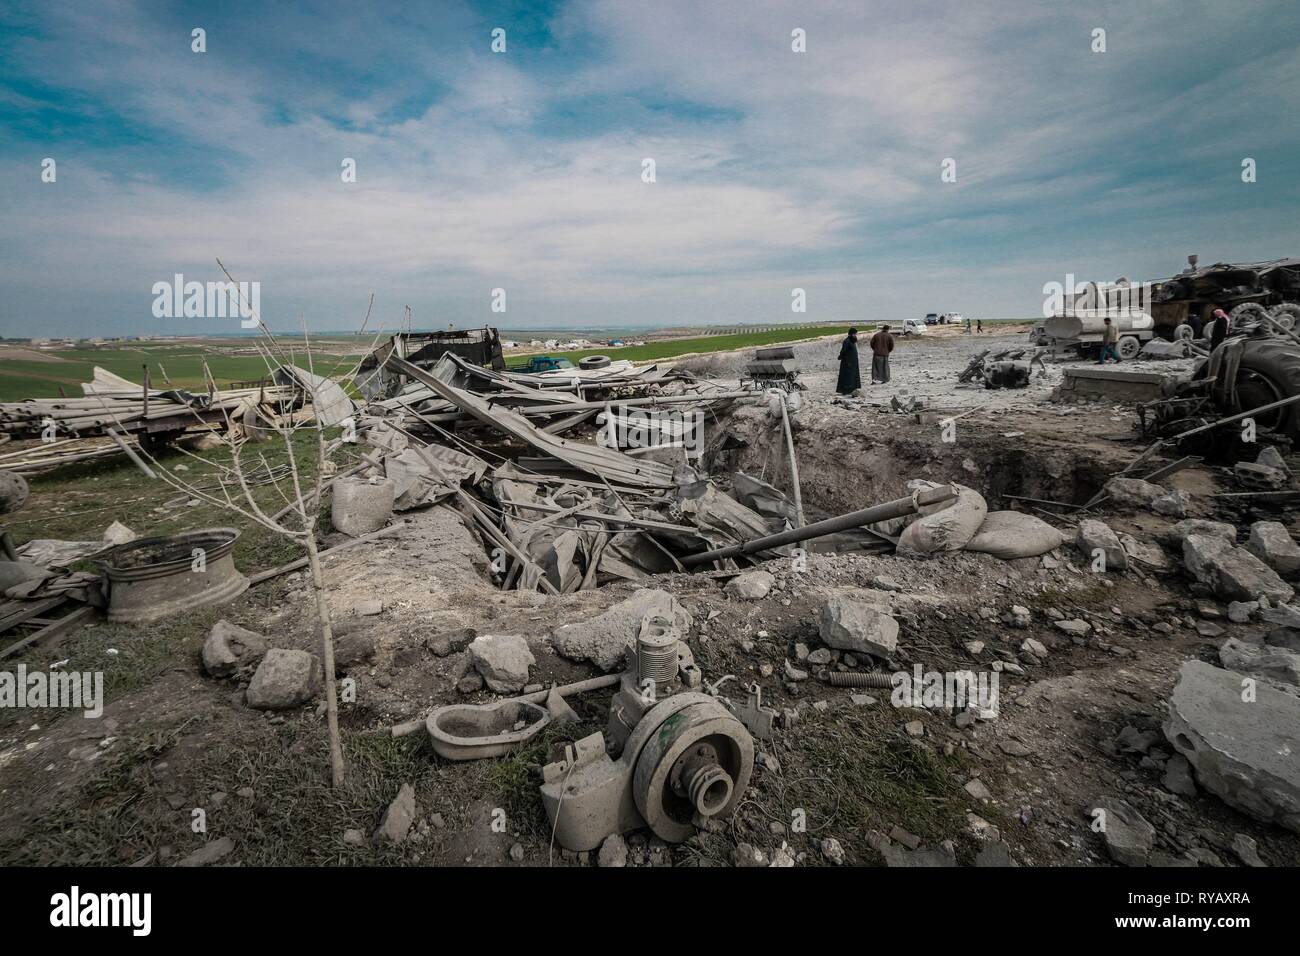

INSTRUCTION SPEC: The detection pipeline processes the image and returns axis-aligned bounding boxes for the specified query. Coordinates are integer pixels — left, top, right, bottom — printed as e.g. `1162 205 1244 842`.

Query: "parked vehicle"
901 318 926 336
924 313 940 326
944 312 965 326
1044 310 1155 360
511 355 576 374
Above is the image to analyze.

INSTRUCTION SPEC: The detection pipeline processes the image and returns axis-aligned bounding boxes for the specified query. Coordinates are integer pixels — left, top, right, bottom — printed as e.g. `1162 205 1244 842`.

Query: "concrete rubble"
1165 660 1300 832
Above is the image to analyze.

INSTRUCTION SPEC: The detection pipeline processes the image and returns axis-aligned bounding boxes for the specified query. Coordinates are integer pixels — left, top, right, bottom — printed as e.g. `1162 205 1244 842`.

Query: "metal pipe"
680 484 957 567
778 392 805 528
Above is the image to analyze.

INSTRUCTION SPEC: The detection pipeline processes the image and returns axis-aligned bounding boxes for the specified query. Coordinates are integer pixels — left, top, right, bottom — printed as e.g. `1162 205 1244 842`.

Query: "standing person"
1097 316 1121 363
835 327 861 394
1207 308 1231 351
869 324 895 384
976 319 983 333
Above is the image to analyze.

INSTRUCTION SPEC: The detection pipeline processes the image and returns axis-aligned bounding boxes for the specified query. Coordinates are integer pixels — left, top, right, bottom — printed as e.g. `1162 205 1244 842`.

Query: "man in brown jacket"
869 324 895 384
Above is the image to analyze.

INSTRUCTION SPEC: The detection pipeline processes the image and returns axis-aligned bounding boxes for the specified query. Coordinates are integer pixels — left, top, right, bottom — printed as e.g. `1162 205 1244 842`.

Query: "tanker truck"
1043 309 1155 361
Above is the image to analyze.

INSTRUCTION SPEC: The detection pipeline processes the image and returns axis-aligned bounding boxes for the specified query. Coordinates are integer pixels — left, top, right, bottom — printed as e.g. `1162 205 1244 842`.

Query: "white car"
901 318 926 336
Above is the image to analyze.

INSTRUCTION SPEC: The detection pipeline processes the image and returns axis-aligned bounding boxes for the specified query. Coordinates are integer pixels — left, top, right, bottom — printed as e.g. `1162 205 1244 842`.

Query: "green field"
508 324 850 367
0 343 361 402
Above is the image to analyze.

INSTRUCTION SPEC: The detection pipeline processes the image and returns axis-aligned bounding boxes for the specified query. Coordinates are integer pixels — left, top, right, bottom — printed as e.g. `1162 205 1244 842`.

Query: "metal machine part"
98 527 248 624
539 615 753 851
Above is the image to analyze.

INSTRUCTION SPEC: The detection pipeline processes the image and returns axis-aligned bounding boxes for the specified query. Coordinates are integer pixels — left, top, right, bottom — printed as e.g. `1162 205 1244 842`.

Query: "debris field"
1 321 1299 869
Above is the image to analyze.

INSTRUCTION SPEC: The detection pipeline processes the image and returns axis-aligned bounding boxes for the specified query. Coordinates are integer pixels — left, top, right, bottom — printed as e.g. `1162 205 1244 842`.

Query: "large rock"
202 620 267 678
1163 519 1236 549
1183 534 1294 604
1164 660 1300 832
819 596 898 659
1245 521 1300 577
1103 477 1165 508
245 648 320 709
1219 637 1300 688
724 570 774 601
468 634 535 693
1088 798 1156 866
551 589 692 672
373 783 417 844
1075 519 1127 572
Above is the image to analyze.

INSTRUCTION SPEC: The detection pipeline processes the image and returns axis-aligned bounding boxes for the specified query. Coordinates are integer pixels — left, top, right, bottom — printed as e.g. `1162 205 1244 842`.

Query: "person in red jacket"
869 324 895 384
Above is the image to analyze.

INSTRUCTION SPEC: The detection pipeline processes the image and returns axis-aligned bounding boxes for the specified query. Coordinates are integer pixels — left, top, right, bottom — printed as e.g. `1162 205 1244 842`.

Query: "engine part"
822 670 895 688
539 614 753 851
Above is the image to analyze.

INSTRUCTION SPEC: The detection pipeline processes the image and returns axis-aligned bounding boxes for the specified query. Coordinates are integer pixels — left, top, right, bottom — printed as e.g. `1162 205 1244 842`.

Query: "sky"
1 0 1298 337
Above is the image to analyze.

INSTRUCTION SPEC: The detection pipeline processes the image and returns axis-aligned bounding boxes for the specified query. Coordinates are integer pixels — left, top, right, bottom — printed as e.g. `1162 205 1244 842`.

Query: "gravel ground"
682 327 1199 412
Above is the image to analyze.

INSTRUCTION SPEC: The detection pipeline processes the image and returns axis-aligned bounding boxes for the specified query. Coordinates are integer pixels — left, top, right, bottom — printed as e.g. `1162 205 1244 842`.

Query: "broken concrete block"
1151 489 1190 518
1183 534 1294 604
1219 637 1300 689
468 634 535 694
1164 660 1300 832
1257 446 1291 474
883 842 958 867
331 476 395 537
427 627 476 657
597 833 628 867
1119 533 1172 571
373 783 417 844
202 620 267 678
245 648 320 709
1103 477 1165 507
1245 521 1300 577
551 589 692 672
1235 461 1289 490
176 836 235 867
1075 518 1127 571
1163 519 1236 549
1267 627 1300 652
818 595 898 659
724 569 774 601
1231 833 1267 868
1162 753 1197 796
1228 601 1258 624
102 520 137 547
331 628 376 668
1089 797 1156 866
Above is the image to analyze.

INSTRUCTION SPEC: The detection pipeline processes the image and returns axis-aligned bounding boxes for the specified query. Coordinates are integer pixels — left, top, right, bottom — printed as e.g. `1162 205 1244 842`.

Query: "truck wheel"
1268 303 1300 332
1230 302 1270 324
1230 338 1300 440
1118 336 1141 360
579 355 612 370
1174 324 1193 341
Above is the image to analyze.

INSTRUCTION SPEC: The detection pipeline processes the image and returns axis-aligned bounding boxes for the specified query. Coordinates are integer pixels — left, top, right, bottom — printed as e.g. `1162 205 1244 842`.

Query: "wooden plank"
0 597 65 635
0 605 96 660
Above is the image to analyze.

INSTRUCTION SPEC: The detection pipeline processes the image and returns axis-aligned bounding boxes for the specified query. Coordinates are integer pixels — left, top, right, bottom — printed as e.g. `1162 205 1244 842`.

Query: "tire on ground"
1230 337 1300 440
579 355 611 370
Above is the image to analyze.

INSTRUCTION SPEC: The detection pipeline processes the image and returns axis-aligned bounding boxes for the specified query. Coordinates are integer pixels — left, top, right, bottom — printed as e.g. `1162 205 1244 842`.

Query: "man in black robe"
836 328 861 394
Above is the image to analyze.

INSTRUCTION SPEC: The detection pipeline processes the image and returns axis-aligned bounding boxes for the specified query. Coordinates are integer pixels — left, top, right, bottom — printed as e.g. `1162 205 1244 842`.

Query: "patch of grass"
682 706 992 867
509 325 849 367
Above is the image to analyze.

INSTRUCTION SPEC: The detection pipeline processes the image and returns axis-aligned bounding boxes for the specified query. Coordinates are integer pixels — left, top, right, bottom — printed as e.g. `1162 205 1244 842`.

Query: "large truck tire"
1118 335 1141 360
1268 302 1300 332
1231 337 1300 440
